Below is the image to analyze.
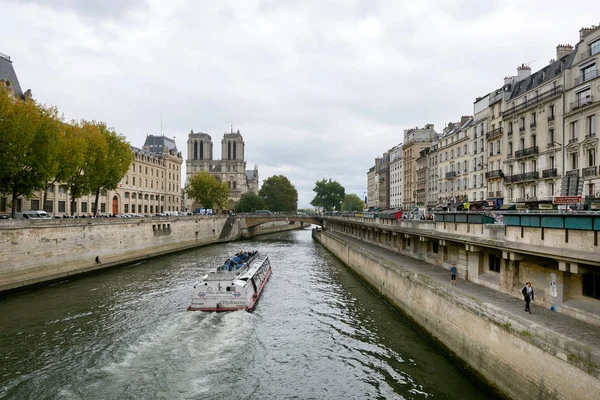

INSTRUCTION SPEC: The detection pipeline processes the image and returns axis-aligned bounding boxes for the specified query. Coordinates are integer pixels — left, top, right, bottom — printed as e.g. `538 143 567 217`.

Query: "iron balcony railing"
502 85 563 117
496 191 502 197
488 191 494 198
504 175 513 183
530 121 537 129
566 169 579 177
514 146 539 159
574 69 598 86
486 127 503 140
485 169 503 179
571 95 594 111
507 172 539 183
585 133 597 139
583 166 598 178
542 168 557 178
569 137 579 144
445 171 456 179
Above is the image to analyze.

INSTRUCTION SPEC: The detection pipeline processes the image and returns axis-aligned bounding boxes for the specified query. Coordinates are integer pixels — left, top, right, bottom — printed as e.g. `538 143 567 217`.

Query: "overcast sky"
2 1 598 207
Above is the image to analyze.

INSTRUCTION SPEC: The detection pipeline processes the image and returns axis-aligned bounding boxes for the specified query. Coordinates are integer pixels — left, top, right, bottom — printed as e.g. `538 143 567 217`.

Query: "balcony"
502 86 563 117
506 152 513 160
585 133 597 139
486 127 503 140
530 121 537 130
488 191 495 198
579 48 598 62
570 95 594 111
485 169 503 179
547 114 555 122
569 137 579 144
504 175 513 183
514 146 539 159
566 169 579 177
519 125 526 133
496 191 503 197
507 129 513 137
542 168 557 178
509 172 539 183
583 166 598 178
574 69 598 86
445 171 456 179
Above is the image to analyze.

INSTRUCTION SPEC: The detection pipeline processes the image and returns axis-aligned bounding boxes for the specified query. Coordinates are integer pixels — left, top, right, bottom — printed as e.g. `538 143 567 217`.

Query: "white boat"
188 251 272 312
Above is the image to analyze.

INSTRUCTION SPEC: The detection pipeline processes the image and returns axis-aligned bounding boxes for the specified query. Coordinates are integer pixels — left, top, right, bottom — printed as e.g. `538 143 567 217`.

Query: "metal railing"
569 137 579 144
445 171 456 179
583 166 597 178
530 121 537 129
486 127 503 140
542 168 557 178
570 95 594 111
514 146 539 159
496 191 502 197
502 86 563 117
566 169 579 177
485 169 503 179
508 172 539 183
574 69 597 86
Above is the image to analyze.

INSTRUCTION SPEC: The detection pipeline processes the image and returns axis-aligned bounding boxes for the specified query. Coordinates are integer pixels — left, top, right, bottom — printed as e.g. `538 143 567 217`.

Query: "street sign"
553 196 582 204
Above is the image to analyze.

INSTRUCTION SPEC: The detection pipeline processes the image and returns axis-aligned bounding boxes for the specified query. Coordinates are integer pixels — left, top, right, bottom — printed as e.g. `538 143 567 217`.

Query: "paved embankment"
315 230 600 400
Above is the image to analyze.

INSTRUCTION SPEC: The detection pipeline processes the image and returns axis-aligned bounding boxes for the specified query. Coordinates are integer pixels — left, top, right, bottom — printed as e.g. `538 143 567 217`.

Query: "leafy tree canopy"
186 171 230 210
341 193 365 212
310 178 345 211
234 192 265 213
259 175 298 211
0 88 61 217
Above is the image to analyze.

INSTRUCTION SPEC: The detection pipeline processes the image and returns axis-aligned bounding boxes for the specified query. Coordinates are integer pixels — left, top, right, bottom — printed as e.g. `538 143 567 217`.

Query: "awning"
499 204 517 210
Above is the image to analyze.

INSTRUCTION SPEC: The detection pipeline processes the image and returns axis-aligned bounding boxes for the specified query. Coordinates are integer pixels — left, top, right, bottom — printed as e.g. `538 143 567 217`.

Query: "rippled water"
0 229 489 399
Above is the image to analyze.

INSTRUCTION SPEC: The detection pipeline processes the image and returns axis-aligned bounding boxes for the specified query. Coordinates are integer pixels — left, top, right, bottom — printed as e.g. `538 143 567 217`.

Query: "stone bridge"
234 213 323 238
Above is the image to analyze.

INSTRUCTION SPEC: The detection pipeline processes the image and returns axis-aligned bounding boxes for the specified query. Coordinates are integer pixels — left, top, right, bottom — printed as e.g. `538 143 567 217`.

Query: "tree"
234 192 265 213
186 171 230 210
0 88 61 217
310 178 345 211
341 193 365 212
77 120 133 215
259 175 298 211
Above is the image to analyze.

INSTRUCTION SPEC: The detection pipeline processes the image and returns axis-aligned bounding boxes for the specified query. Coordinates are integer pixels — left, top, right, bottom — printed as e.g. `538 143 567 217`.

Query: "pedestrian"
95 256 101 264
450 263 457 286
522 281 534 313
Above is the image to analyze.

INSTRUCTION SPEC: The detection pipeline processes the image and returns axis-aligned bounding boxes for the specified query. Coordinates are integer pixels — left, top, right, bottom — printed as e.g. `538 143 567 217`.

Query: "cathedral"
185 128 259 210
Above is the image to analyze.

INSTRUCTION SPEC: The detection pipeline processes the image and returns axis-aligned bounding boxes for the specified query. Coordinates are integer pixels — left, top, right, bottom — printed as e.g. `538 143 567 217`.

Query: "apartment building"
402 124 438 209
563 26 600 207
416 148 429 208
438 117 472 209
426 144 439 210
502 54 573 208
367 166 377 208
389 144 403 208
486 84 512 208
376 153 391 209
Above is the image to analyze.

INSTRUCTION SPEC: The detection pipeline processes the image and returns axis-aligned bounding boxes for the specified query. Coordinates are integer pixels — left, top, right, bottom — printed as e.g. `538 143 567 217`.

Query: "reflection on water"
0 229 489 399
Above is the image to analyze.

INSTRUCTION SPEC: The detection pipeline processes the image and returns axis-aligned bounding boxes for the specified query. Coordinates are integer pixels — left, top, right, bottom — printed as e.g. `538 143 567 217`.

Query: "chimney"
556 44 573 60
504 76 515 85
580 25 597 41
517 64 531 81
460 115 471 125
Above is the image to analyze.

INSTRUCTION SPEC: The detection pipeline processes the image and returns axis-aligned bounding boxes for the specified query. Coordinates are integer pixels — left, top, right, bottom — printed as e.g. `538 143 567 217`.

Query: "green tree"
78 120 133 215
0 88 61 217
234 192 265 213
186 171 230 210
341 193 365 212
259 175 298 211
62 121 95 214
310 178 345 211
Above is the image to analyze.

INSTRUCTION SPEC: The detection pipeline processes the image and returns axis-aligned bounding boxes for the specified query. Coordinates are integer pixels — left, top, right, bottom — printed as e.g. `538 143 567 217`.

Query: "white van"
15 210 53 219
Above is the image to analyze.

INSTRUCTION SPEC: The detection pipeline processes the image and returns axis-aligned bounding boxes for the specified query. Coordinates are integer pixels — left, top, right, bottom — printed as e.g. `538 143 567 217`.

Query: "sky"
1 0 599 208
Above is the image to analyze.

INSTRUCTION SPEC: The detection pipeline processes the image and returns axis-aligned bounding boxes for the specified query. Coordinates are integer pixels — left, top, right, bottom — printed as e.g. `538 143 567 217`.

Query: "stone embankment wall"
314 230 600 400
0 217 302 293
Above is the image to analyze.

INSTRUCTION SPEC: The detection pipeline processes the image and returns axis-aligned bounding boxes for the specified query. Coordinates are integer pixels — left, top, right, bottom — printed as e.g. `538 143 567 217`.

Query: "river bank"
0 215 304 293
313 229 600 400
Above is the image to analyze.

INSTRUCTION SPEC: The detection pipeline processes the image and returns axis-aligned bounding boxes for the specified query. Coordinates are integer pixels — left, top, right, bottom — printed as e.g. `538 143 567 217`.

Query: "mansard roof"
144 135 177 154
510 49 578 100
0 52 24 98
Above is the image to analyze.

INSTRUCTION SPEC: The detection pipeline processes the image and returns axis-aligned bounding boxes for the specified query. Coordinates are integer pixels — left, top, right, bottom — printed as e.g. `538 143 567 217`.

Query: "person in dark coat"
522 282 534 313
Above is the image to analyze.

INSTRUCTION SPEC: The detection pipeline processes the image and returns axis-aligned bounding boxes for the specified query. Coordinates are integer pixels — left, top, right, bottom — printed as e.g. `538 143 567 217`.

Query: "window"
531 135 537 147
549 156 555 169
81 202 88 213
31 199 40 210
588 149 595 167
101 203 106 213
200 141 204 159
508 142 513 155
588 115 596 137
549 182 555 197
133 177 136 186
591 40 600 57
58 201 66 213
571 121 579 141
571 153 578 170
193 141 198 159
489 254 501 272
583 271 600 300
549 129 555 145
549 104 555 118
581 64 597 83
532 160 537 172
44 201 53 212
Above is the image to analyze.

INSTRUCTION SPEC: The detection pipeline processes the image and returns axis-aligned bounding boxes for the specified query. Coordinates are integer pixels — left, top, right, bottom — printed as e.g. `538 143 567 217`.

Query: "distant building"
366 166 377 208
389 144 403 208
185 128 259 210
402 124 438 209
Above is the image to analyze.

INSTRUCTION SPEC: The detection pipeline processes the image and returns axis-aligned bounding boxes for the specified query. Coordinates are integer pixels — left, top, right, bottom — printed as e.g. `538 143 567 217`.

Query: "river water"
0 229 490 399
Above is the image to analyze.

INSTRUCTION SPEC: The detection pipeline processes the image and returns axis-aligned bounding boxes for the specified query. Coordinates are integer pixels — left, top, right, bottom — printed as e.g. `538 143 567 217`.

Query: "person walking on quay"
522 282 534 313
450 263 457 286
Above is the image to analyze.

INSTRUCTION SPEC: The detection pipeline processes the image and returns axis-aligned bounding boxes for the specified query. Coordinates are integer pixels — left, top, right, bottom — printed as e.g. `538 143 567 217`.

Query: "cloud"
1 0 597 207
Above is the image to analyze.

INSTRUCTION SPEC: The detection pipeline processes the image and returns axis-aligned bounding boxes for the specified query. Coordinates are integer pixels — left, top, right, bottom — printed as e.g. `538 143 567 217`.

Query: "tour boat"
187 251 272 312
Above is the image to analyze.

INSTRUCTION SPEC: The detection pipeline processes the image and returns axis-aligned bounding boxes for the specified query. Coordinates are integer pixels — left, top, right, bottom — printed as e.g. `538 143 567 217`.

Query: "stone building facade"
185 129 259 210
402 124 438 209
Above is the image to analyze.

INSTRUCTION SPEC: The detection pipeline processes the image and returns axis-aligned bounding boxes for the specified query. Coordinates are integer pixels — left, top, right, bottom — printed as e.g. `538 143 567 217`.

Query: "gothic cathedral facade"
185 129 259 210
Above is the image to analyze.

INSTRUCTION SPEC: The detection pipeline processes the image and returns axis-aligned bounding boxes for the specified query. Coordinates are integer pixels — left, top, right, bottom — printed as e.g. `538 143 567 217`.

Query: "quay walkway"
327 231 600 350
